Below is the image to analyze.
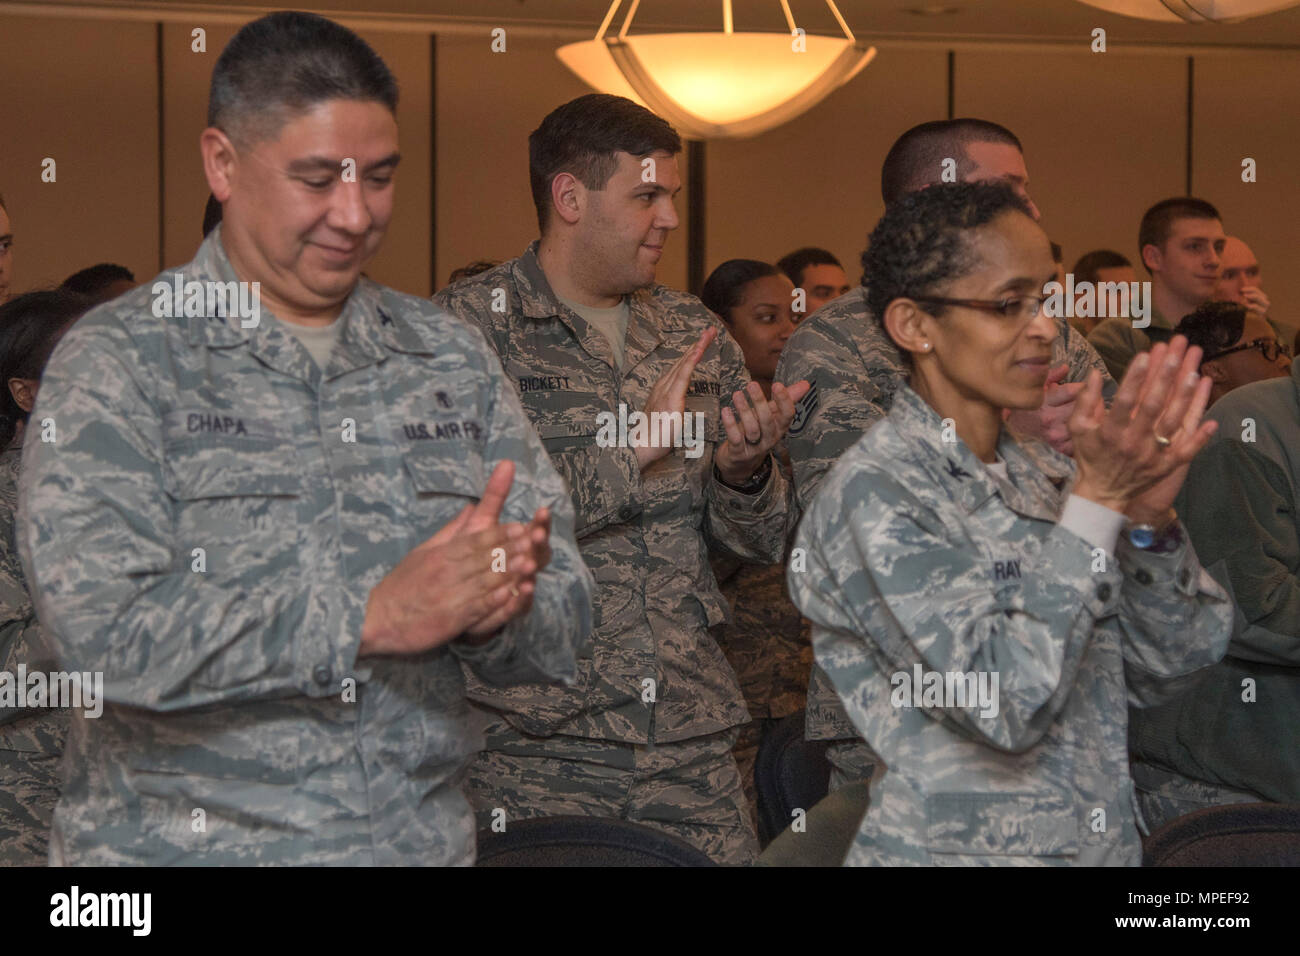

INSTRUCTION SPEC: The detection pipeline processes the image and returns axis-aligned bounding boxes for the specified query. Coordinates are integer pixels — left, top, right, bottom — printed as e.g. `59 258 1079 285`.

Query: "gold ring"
744 435 762 446
1154 433 1172 449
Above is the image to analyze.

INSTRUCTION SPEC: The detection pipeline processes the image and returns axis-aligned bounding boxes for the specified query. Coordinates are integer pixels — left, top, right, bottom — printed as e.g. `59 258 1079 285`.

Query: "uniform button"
313 664 333 687
1135 569 1153 586
619 506 636 521
1097 583 1112 602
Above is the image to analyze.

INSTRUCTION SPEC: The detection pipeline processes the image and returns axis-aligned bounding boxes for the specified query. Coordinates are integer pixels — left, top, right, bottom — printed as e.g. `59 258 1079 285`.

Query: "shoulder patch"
788 378 818 436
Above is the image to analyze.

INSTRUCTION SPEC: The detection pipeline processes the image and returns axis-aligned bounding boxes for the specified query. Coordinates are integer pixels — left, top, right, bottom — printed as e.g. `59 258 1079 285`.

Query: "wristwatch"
715 454 773 494
1126 511 1183 553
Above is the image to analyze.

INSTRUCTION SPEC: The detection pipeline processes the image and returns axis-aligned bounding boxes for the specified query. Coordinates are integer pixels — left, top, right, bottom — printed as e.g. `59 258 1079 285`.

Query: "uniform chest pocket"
925 790 1078 858
164 438 303 547
402 447 484 502
520 390 608 450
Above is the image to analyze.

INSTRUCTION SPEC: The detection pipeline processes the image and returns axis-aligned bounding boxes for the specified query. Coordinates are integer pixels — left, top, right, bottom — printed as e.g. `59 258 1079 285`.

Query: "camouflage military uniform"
435 242 796 865
17 226 593 865
790 382 1233 865
775 288 1117 791
0 443 66 865
710 444 811 823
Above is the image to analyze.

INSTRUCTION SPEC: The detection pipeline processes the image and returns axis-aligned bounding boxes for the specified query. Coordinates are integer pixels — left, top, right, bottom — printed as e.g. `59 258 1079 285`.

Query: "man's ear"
549 172 583 227
1141 242 1162 274
882 298 935 358
200 127 238 203
8 377 36 415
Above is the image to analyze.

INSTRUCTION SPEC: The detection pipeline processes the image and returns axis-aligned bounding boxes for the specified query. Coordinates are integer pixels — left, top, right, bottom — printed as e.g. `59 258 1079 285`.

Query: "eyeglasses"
1204 338 1292 363
909 294 1046 320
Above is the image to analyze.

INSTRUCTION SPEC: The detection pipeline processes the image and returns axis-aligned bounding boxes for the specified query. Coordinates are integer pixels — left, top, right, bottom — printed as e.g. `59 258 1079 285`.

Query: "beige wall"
1194 53 1300 334
0 16 159 291
955 50 1188 280
706 48 948 288
3 10 1300 315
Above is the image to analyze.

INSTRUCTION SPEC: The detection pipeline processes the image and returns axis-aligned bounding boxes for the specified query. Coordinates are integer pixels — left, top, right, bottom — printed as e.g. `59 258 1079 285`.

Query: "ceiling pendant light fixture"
556 0 876 139
1073 0 1300 23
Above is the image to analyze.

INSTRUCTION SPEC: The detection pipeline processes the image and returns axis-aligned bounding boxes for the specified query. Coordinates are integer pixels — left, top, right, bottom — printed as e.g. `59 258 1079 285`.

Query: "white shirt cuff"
1059 493 1127 554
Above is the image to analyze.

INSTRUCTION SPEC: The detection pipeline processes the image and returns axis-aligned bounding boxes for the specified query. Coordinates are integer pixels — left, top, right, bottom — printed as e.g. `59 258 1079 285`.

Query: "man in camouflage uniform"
435 94 808 865
790 182 1233 865
776 119 1116 792
17 12 592 865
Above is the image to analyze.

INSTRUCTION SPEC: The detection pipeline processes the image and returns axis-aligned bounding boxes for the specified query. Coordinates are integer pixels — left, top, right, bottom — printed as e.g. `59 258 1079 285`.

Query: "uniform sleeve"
434 287 644 540
702 326 794 564
1063 319 1118 402
0 519 54 727
1173 438 1300 666
1086 319 1141 383
791 469 1126 753
18 322 373 711
448 336 594 686
775 319 886 516
1113 530 1233 707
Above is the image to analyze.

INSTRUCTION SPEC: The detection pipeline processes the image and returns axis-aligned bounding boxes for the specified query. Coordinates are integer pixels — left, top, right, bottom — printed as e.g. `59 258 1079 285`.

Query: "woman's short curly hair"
862 180 1034 329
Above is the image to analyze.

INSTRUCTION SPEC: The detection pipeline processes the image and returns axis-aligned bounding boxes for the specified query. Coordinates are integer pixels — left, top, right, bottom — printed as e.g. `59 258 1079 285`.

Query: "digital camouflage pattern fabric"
435 241 794 747
17 227 593 865
776 287 1117 779
0 445 66 865
435 242 797 863
789 382 1233 865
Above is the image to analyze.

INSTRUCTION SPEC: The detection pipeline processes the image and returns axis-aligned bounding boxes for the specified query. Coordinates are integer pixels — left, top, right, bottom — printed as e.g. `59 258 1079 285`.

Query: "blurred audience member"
1070 249 1136 337
1176 300 1291 406
1132 340 1300 828
701 259 811 827
1089 198 1224 381
0 289 94 865
1214 235 1295 346
777 247 849 320
61 263 136 304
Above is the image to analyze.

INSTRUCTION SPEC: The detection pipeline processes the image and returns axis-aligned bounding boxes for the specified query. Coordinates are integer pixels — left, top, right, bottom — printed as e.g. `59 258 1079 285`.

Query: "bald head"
1214 236 1262 306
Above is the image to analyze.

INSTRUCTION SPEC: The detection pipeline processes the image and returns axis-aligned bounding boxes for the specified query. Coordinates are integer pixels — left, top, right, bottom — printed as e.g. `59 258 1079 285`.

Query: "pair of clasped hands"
361 326 810 657
1054 337 1219 525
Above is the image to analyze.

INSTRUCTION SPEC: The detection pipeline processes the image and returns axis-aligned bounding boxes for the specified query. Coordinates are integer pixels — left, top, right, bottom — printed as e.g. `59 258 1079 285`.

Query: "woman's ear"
8 377 36 414
1199 359 1228 384
882 298 935 358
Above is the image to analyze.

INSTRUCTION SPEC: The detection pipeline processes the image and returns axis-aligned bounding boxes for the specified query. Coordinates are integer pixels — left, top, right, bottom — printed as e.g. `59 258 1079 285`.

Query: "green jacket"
1133 359 1300 805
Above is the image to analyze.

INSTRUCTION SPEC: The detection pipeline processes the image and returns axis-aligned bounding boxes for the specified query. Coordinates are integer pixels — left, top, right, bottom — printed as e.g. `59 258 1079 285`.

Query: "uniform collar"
889 383 1071 522
514 239 664 374
181 225 428 386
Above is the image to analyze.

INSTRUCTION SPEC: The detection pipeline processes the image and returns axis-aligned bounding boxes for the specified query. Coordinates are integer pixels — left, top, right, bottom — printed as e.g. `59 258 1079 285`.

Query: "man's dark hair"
862 181 1033 338
700 259 780 322
776 247 841 288
203 194 223 237
1073 249 1131 285
208 11 398 149
0 289 94 448
61 263 135 300
1175 300 1248 365
880 119 1023 206
529 94 681 233
447 260 499 285
1138 198 1221 270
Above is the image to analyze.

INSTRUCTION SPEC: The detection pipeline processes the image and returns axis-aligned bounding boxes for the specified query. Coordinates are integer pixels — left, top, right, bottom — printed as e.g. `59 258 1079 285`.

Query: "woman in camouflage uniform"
0 289 90 865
